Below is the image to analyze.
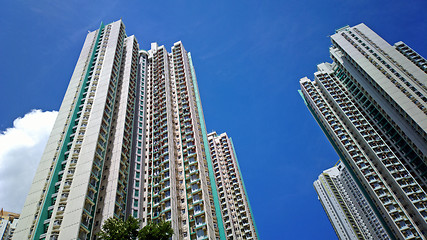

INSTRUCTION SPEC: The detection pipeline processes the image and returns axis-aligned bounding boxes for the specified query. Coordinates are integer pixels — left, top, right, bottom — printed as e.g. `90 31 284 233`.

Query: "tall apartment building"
300 23 427 239
207 132 258 239
134 42 224 240
0 209 20 240
14 20 140 240
314 161 390 239
14 20 257 240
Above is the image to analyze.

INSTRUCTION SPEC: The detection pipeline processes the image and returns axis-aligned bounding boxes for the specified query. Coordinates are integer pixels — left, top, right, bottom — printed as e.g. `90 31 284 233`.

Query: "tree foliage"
97 217 173 240
97 217 140 240
139 221 173 240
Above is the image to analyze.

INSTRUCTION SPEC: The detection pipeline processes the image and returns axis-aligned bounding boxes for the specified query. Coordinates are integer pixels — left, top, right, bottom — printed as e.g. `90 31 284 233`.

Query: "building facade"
207 132 258 239
0 209 19 240
314 161 390 239
300 24 427 239
14 20 140 240
134 42 224 240
14 20 257 240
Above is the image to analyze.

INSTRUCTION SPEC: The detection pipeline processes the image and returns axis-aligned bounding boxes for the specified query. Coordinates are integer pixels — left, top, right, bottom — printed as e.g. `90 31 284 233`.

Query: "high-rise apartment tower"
207 132 258 239
1 209 20 240
14 20 257 240
314 161 390 239
300 24 427 239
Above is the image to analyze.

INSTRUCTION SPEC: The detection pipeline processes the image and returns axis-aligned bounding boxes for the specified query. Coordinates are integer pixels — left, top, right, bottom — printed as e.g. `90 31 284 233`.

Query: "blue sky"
0 0 426 239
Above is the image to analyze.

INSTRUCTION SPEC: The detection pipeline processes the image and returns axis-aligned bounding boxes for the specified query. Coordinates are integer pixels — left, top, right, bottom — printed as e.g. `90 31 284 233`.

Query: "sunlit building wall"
314 162 390 239
207 132 258 240
300 23 427 239
394 41 427 74
13 19 239 240
137 42 225 240
14 20 139 240
1 210 20 240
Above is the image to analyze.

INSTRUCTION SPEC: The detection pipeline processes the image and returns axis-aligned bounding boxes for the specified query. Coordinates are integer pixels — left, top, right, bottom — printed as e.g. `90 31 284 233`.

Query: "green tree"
97 217 173 240
138 221 173 240
97 217 140 240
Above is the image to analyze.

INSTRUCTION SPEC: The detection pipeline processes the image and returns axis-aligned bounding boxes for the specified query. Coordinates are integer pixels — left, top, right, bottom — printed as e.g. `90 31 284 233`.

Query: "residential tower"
14 20 257 240
300 23 427 239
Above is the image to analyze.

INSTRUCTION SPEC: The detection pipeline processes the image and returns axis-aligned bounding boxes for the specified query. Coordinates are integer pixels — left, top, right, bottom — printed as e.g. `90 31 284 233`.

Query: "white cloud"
0 109 57 213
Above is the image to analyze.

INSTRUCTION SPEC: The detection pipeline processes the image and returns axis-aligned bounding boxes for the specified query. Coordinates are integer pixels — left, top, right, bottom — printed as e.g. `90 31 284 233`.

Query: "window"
191 184 199 191
196 229 205 238
193 194 200 201
194 204 201 213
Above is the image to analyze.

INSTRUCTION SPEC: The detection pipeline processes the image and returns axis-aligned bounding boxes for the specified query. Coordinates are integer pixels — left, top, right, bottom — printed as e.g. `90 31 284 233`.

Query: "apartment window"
135 190 139 197
137 164 141 170
135 181 140 187
134 199 138 207
196 229 205 238
194 204 201 213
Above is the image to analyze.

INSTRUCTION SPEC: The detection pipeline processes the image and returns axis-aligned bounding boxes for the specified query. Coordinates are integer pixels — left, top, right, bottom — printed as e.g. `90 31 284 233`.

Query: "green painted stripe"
188 52 226 240
298 90 307 105
229 137 260 238
33 23 104 240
